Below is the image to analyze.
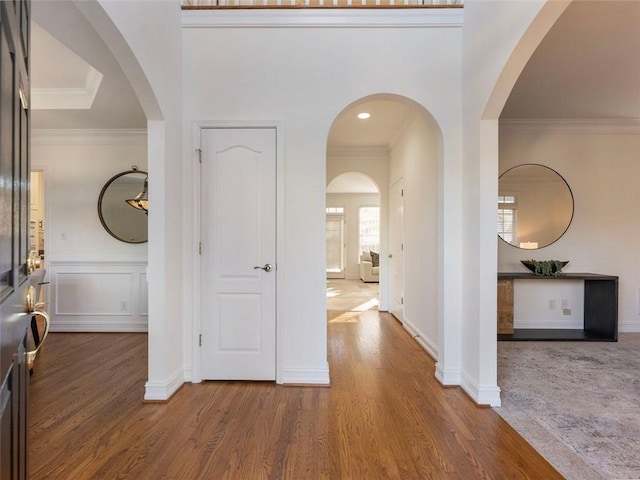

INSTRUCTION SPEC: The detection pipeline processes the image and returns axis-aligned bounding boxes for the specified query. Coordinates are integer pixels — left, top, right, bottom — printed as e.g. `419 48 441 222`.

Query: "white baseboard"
514 320 582 329
460 371 501 407
619 321 640 333
435 363 460 386
50 320 148 332
281 363 330 385
402 318 437 360
144 368 184 401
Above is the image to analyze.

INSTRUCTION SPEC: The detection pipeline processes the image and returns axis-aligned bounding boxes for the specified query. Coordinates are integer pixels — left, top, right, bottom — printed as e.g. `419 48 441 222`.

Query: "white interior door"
200 128 276 380
389 178 404 321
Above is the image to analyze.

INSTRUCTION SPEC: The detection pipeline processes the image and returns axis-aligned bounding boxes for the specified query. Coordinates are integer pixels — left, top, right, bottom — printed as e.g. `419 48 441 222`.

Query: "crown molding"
32 66 104 110
499 118 640 134
326 146 389 158
32 129 147 145
182 7 463 28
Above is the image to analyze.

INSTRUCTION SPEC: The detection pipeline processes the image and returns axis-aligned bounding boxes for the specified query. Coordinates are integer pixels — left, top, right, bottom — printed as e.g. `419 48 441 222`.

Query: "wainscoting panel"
47 259 148 332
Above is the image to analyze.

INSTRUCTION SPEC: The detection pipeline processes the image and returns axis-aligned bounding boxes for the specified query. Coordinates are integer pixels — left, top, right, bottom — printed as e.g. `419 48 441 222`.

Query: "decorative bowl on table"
521 260 569 276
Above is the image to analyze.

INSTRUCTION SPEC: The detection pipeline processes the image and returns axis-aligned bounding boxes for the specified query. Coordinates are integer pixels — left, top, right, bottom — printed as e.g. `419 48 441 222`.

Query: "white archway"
326 93 452 370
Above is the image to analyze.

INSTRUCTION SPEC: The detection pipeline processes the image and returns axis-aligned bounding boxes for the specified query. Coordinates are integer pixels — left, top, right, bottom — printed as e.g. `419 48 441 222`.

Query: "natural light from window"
359 206 380 255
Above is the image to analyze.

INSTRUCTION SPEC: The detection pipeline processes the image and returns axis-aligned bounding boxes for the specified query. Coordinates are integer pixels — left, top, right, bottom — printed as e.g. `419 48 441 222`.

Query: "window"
359 206 380 256
326 214 344 274
326 207 344 214
498 195 517 244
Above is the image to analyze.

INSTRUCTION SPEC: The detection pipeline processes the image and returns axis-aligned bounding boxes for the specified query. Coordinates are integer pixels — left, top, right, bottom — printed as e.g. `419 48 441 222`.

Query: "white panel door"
389 178 404 321
201 128 276 380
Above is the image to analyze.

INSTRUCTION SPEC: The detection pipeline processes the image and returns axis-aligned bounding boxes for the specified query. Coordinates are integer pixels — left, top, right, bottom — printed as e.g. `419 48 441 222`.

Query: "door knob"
388 254 393 259
254 264 273 272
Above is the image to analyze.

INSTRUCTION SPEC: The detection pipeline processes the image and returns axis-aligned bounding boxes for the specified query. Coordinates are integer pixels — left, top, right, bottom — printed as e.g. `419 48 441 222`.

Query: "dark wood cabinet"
0 0 31 478
497 273 618 341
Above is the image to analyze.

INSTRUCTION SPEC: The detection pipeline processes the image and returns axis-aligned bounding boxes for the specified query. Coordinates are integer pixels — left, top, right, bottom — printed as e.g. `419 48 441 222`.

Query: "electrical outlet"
120 300 128 312
561 299 568 309
562 308 571 316
548 299 556 310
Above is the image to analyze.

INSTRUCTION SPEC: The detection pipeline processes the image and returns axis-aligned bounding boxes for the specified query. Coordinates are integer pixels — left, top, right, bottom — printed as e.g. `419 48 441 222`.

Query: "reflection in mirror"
498 164 573 250
98 169 148 243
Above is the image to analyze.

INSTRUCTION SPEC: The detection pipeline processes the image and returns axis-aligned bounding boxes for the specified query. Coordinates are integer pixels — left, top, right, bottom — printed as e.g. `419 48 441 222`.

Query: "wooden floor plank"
29 313 561 479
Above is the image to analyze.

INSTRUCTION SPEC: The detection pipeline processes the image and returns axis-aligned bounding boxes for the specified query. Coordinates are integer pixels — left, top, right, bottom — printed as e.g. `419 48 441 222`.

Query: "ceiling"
31 1 146 129
31 1 639 134
501 0 640 119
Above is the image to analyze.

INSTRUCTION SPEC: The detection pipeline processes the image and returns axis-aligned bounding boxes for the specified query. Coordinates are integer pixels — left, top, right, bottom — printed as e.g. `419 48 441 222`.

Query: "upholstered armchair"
359 251 380 283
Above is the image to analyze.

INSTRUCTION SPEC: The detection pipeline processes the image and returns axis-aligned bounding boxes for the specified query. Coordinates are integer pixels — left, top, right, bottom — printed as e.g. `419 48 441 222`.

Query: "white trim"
31 66 104 110
619 322 640 333
460 371 501 407
144 368 185 402
326 146 390 158
434 362 460 385
190 120 285 385
282 365 330 385
402 317 437 360
32 129 147 145
50 320 147 333
500 118 640 134
182 8 463 28
85 67 105 107
514 320 583 330
47 257 148 266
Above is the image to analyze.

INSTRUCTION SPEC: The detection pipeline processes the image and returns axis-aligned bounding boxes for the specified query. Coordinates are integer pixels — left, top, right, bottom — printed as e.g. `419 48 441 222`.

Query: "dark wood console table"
497 273 618 341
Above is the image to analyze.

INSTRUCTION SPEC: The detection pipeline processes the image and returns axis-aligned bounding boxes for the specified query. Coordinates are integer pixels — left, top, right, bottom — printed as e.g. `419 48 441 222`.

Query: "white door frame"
190 120 284 384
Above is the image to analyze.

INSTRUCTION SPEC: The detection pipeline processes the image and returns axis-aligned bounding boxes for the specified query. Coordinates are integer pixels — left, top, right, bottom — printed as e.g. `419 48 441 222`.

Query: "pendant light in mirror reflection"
98 166 148 244
126 174 148 214
498 164 574 250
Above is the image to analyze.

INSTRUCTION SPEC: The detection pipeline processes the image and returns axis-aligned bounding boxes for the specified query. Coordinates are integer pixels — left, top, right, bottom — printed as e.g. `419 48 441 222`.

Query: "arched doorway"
326 94 444 361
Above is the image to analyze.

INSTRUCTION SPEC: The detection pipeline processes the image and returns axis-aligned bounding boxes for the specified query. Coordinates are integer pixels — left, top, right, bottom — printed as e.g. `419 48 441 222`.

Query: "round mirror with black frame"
98 168 148 244
498 164 574 250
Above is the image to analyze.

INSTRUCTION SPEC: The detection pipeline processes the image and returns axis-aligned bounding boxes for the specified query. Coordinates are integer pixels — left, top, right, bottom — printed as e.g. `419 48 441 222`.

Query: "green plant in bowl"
521 260 568 276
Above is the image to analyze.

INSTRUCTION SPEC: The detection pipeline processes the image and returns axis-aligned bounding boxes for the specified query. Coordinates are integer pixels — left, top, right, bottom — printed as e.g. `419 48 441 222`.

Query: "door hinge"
401 189 404 197
401 297 404 305
198 242 202 255
401 243 404 251
199 334 202 347
196 148 202 163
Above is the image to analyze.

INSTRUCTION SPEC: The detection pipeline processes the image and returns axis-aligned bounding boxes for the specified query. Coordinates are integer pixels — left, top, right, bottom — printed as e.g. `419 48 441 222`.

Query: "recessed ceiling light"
357 112 371 120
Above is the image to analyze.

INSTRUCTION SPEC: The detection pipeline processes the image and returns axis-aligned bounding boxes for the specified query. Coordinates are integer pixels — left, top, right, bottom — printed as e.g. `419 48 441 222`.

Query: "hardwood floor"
29 313 561 479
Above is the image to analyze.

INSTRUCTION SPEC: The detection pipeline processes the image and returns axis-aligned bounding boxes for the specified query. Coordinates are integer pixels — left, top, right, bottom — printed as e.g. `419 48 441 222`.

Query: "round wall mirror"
498 164 573 250
98 169 148 243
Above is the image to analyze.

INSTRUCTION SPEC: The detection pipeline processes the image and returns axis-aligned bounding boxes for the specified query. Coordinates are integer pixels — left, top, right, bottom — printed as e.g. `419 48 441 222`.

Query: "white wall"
326 193 380 280
70 2 572 403
499 123 640 332
389 114 439 358
183 11 463 385
32 130 148 332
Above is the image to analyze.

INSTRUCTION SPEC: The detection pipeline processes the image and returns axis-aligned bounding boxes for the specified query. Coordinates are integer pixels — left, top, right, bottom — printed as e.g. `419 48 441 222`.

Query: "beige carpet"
496 334 640 480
